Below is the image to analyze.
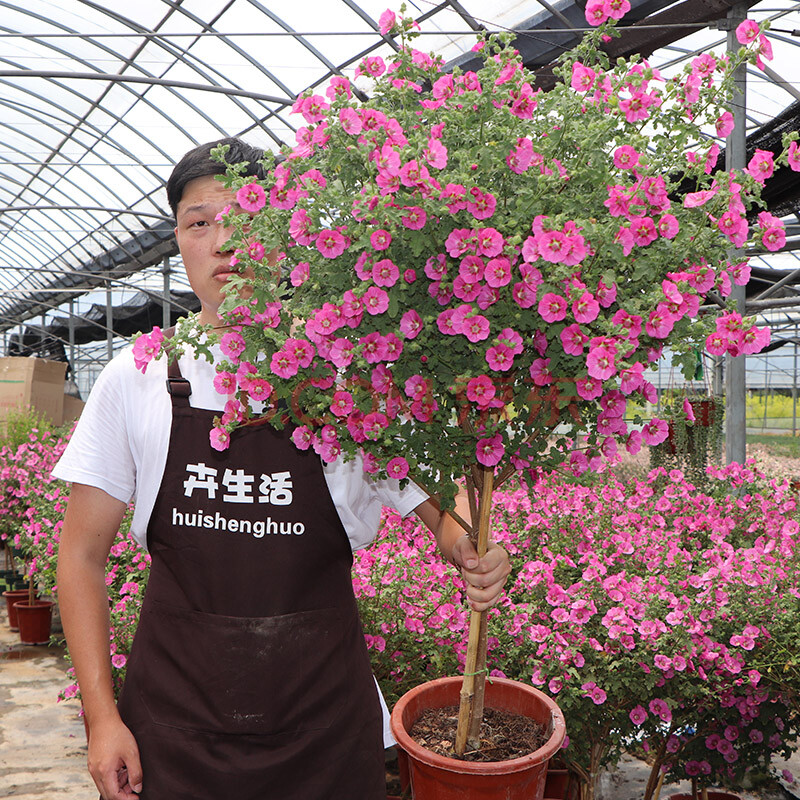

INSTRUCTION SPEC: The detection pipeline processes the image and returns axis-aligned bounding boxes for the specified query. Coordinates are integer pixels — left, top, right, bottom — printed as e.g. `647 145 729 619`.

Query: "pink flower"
356 55 386 79
467 188 497 220
538 292 568 323
484 257 511 288
788 141 800 171
386 456 409 480
586 347 616 380
485 343 514 371
629 705 647 725
372 258 399 287
476 433 504 467
648 698 672 723
658 214 679 239
424 138 448 170
132 327 164 373
247 379 273 402
236 183 266 213
326 75 352 100
290 262 310 287
316 228 349 258
462 313 491 343
745 148 774 184
561 324 588 356
392 311 422 343
507 138 534 174
716 111 735 138
582 682 608 705
213 371 237 395
362 412 389 440
576 376 603 401
210 426 230 452
572 292 600 324
736 19 760 45
585 0 609 26
111 654 127 669
378 9 396 35
529 358 553 386
330 391 354 418
360 332 388 363
370 229 392 251
571 62 597 92
401 206 427 230
613 145 639 170
220 331 246 362
362 286 389 315
642 418 668 446
270 349 299 378
684 188 718 208
466 375 496 408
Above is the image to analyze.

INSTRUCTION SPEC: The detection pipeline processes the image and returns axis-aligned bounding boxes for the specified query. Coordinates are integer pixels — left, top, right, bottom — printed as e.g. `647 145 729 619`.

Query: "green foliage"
0 406 58 450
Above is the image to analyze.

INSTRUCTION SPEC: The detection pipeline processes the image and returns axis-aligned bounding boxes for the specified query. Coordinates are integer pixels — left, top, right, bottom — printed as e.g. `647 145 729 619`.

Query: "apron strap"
163 326 192 408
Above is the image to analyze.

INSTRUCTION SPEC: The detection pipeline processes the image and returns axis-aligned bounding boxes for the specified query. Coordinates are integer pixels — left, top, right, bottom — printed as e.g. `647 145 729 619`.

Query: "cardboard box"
0 357 67 428
61 394 85 426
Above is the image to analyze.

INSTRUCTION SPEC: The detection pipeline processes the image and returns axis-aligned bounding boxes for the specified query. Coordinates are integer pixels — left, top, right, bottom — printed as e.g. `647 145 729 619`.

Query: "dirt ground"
0 606 94 799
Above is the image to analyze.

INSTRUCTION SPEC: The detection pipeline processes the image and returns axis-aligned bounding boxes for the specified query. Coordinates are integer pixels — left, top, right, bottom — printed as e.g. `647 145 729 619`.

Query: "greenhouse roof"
1 0 800 368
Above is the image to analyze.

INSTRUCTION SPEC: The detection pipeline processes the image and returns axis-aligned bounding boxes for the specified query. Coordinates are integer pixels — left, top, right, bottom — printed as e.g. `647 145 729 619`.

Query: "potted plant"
140 2 789 794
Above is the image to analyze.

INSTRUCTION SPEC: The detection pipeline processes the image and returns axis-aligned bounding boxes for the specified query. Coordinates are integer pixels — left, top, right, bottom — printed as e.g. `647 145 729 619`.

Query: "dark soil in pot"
409 704 547 762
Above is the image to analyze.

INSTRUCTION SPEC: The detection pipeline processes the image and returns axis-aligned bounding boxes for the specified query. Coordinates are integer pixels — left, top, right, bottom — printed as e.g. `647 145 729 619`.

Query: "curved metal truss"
1 0 800 395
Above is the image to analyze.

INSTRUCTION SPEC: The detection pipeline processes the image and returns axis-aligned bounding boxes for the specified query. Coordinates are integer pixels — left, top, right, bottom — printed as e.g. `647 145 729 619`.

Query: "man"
55 138 510 800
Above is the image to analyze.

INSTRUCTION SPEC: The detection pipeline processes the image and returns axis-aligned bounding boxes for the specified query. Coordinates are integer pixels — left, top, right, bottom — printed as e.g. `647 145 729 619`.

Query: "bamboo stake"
454 465 494 755
652 771 665 800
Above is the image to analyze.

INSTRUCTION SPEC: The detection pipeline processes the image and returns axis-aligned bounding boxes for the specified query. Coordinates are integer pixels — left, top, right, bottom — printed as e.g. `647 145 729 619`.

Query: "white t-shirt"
53 341 427 552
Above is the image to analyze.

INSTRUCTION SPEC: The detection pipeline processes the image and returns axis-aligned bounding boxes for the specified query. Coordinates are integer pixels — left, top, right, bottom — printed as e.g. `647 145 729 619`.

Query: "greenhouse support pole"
68 299 76 374
794 323 798 437
162 257 172 329
724 2 748 465
106 280 114 363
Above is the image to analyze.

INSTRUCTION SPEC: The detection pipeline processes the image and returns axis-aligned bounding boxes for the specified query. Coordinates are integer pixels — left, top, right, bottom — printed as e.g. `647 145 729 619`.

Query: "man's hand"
451 535 511 611
87 717 143 800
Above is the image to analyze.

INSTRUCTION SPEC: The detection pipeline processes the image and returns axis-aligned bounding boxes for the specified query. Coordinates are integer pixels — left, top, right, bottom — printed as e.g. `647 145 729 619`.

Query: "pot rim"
390 675 566 775
14 599 55 610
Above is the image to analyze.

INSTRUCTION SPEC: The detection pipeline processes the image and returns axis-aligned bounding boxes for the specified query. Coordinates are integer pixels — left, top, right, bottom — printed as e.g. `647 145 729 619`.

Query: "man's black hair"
166 137 270 218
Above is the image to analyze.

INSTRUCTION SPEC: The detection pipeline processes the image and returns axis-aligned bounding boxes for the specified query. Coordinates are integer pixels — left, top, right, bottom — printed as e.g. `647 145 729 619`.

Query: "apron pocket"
135 600 348 737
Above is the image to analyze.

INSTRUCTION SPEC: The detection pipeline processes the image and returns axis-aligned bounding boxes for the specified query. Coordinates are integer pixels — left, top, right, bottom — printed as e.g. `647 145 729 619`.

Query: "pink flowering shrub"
355 463 800 798
0 427 150 702
147 9 792 511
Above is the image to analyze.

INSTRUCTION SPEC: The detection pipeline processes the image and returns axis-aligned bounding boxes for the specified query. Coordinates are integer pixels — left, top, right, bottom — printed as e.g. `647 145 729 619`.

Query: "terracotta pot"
3 589 37 632
390 676 566 799
15 599 55 644
544 767 571 799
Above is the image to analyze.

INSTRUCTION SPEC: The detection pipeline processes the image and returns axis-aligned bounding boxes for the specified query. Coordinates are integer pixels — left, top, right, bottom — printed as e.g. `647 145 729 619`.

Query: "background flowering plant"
354 463 800 799
0 417 150 702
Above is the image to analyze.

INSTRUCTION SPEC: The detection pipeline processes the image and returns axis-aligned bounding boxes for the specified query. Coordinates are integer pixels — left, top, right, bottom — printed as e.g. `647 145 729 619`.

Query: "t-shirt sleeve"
51 354 137 504
322 454 429 552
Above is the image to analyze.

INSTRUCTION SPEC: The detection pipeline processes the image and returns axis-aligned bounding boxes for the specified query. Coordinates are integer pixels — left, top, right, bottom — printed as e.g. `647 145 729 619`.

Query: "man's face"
174 174 254 326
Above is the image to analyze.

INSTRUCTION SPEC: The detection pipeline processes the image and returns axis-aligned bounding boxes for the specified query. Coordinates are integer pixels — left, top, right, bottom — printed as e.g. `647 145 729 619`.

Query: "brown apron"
116 362 385 799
